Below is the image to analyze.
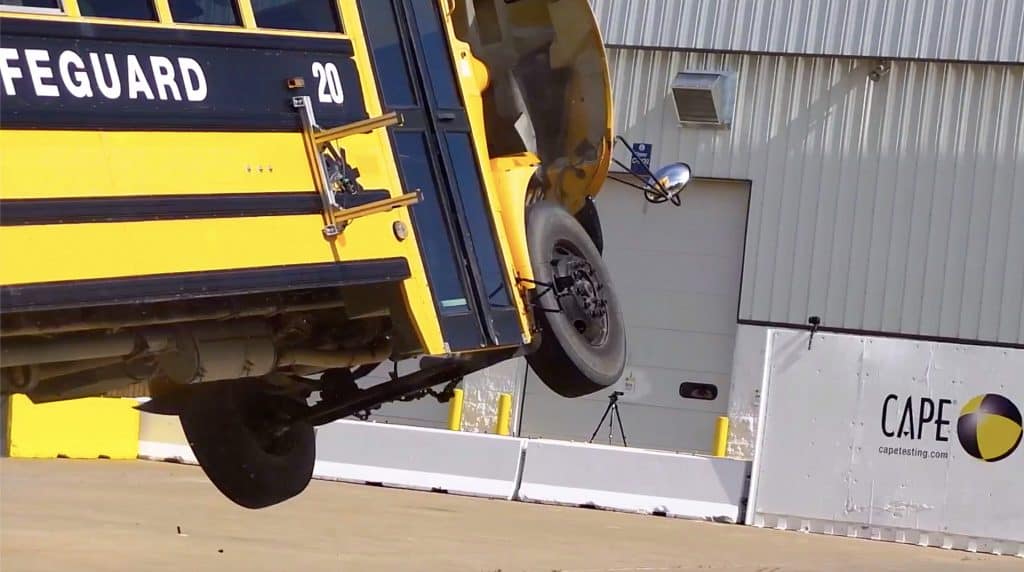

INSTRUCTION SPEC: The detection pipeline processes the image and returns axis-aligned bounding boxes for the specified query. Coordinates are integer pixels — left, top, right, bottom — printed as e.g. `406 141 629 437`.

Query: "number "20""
312 61 345 105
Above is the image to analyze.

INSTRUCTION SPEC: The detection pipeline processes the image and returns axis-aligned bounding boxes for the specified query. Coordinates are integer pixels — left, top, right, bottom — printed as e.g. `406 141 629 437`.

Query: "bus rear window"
78 0 157 20
169 0 240 26
252 0 340 33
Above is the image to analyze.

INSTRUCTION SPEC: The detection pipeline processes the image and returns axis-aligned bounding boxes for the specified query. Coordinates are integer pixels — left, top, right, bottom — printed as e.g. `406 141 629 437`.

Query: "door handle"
437 111 457 122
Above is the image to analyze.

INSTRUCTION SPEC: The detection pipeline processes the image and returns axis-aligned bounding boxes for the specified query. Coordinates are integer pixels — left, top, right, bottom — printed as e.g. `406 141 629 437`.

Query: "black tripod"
588 391 628 446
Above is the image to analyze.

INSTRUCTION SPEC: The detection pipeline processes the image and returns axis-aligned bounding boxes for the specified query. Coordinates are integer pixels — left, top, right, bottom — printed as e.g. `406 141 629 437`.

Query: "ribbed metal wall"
592 0 1024 64
608 48 1024 345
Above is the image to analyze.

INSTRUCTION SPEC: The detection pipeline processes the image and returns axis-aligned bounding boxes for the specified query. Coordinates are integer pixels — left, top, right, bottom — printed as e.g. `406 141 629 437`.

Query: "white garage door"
519 178 751 453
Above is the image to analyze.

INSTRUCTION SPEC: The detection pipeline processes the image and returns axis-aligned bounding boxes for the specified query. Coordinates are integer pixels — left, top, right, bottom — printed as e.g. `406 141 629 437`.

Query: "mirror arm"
608 170 661 194
614 136 671 199
609 158 672 204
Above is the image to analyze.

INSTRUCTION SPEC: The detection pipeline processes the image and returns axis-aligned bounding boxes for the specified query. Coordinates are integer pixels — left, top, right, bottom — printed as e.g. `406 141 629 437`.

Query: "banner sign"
629 143 652 174
750 330 1024 555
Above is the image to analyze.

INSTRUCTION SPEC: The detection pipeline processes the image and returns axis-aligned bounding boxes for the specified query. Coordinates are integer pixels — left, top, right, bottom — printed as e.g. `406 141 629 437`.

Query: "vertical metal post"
447 388 464 431
495 393 513 436
713 416 730 457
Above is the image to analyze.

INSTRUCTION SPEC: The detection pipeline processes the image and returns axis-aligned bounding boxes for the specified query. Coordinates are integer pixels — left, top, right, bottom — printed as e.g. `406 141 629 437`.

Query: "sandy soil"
0 458 1016 571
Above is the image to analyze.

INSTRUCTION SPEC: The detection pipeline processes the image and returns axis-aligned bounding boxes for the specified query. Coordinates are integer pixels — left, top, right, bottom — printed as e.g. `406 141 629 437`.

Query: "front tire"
179 381 315 509
526 202 626 397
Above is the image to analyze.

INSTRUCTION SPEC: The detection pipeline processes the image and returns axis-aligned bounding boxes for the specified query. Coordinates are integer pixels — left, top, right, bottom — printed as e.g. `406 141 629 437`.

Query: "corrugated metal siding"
608 48 1024 345
592 0 1024 64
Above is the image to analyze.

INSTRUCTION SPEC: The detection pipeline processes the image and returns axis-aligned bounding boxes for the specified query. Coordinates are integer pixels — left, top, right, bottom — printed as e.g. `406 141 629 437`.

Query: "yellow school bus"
0 0 690 507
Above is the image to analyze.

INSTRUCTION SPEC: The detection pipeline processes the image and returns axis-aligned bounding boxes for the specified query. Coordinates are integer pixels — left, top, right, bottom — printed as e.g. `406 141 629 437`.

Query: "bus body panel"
0 7 455 355
0 0 615 377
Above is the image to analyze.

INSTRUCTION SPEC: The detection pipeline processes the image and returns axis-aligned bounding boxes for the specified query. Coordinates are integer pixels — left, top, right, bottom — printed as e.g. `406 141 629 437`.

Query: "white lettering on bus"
311 61 344 105
0 48 23 95
90 52 122 99
24 49 59 97
149 56 182 101
126 54 155 100
59 51 93 98
178 57 207 102
0 48 209 103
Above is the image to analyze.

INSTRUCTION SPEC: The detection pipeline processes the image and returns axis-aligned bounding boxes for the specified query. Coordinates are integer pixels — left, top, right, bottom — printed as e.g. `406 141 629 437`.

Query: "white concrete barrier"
137 409 197 465
517 439 750 522
136 410 751 522
314 420 525 500
137 410 526 500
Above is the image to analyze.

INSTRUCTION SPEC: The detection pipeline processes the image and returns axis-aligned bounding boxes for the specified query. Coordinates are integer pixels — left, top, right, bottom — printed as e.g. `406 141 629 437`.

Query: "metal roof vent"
671 71 737 127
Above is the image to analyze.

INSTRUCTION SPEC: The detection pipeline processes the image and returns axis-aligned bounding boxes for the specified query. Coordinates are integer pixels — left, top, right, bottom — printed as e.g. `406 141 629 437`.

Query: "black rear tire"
526 202 626 397
179 381 315 509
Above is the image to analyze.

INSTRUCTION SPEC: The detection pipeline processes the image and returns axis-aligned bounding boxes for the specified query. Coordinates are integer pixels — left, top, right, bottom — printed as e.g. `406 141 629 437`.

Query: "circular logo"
957 394 1023 462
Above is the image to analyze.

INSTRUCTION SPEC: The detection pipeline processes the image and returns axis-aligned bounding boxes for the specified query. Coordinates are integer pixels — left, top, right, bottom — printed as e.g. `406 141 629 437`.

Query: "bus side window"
169 0 240 26
78 0 157 20
251 0 341 33
0 0 61 11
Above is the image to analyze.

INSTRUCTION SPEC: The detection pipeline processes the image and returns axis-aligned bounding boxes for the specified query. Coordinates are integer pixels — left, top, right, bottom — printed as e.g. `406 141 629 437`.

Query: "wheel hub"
551 244 610 346
568 260 607 320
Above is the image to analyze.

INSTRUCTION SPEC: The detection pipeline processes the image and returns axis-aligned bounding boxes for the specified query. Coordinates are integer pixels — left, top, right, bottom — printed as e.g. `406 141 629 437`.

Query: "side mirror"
651 162 692 202
611 136 692 206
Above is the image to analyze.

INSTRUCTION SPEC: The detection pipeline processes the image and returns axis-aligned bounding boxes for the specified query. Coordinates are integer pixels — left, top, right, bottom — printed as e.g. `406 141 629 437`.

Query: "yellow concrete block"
8 395 140 460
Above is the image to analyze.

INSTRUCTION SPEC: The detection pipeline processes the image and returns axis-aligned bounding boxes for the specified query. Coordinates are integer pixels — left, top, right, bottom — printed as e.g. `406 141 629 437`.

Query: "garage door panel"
605 249 742 297
620 289 738 334
600 183 748 258
601 181 746 237
524 363 727 412
602 225 745 260
520 382 722 453
620 365 731 413
521 179 750 454
627 327 736 373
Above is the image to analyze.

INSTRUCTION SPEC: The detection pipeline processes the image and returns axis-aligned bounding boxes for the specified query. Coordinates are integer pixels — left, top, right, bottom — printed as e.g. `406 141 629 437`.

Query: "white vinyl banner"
749 330 1024 556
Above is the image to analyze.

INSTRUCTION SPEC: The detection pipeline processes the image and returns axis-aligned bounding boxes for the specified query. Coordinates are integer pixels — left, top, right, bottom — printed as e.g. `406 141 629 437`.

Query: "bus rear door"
359 0 521 352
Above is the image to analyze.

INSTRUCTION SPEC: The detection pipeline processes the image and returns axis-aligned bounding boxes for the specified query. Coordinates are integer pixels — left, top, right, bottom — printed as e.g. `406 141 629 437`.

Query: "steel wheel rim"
550 239 610 348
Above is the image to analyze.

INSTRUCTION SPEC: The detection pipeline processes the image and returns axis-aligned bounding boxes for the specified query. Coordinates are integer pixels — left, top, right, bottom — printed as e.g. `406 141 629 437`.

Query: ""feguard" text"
0 48 208 102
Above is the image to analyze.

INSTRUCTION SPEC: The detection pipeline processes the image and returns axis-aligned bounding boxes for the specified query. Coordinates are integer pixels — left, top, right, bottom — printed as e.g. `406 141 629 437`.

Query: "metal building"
374 0 1024 457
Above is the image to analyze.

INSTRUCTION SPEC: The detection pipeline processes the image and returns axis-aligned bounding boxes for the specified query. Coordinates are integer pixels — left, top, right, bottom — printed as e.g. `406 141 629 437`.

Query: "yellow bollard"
712 416 730 458
447 388 464 431
495 393 513 436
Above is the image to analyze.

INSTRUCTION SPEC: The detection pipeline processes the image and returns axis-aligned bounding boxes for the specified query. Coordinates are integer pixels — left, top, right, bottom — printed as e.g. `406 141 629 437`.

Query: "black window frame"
251 0 343 34
168 0 242 27
0 0 64 13
78 0 158 21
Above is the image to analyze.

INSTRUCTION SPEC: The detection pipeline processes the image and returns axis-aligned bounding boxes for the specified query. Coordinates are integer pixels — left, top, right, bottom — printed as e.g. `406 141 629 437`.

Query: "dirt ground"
0 459 1017 572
